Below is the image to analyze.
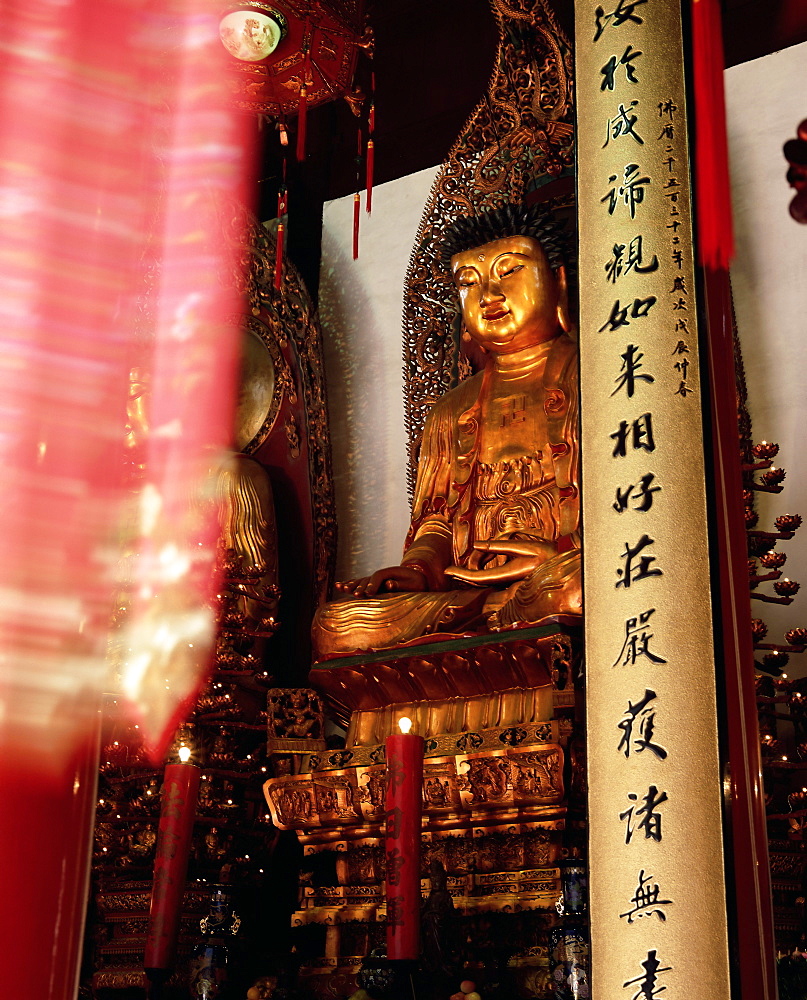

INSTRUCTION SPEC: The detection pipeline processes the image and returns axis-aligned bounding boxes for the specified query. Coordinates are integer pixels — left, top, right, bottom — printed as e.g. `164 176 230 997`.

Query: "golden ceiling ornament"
401 0 575 495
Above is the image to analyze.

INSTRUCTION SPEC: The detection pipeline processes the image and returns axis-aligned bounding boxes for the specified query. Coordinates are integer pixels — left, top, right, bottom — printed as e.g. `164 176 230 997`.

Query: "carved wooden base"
309 624 576 743
261 627 583 999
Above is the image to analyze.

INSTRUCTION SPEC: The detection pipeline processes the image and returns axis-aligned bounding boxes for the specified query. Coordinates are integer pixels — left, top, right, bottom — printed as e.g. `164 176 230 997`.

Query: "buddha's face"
451 235 566 354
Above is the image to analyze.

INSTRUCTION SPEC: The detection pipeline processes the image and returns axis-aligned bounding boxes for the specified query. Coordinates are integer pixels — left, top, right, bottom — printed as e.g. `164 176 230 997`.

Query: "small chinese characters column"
575 2 732 999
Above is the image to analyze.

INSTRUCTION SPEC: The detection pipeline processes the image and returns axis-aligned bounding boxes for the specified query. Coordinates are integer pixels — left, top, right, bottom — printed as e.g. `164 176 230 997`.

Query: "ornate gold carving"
284 412 301 458
306 719 565 772
264 740 564 831
401 0 575 491
223 201 337 605
310 625 578 745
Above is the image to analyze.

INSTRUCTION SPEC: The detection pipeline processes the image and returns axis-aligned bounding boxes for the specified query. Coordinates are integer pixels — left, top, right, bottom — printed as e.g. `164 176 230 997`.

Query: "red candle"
385 717 424 961
144 750 200 971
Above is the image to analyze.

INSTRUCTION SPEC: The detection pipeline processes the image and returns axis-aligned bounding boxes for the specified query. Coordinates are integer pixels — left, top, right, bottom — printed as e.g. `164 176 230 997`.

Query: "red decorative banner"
0 0 253 992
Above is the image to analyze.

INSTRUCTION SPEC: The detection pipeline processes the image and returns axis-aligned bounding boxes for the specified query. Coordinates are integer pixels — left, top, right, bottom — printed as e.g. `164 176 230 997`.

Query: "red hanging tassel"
352 192 360 260
274 184 287 290
366 138 375 214
366 70 375 214
296 51 310 163
691 0 734 269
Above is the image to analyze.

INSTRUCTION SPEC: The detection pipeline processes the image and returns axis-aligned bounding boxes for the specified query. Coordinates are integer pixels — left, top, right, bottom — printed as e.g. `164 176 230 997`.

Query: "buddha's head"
443 205 572 356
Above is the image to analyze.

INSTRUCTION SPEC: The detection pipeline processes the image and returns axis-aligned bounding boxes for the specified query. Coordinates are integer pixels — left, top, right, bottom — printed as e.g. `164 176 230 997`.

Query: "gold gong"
235 325 279 453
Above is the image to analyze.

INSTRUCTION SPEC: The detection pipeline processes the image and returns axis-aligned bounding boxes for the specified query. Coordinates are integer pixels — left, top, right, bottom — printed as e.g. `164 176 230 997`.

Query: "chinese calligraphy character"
617 688 668 758
675 380 694 398
599 296 657 332
620 785 668 844
162 785 186 821
674 357 689 381
657 122 675 141
657 99 678 120
387 756 405 791
604 235 659 283
603 101 644 147
623 950 672 999
669 276 687 295
387 897 405 927
386 848 404 886
594 0 649 41
672 340 689 356
612 345 654 398
600 45 642 90
620 870 672 923
671 248 683 268
602 164 651 219
613 473 661 513
616 534 662 588
612 608 667 666
611 413 655 457
386 806 403 838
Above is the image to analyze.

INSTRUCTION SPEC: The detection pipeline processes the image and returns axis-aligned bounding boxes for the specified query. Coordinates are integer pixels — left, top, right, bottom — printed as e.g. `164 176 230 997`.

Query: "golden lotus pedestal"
262 623 583 999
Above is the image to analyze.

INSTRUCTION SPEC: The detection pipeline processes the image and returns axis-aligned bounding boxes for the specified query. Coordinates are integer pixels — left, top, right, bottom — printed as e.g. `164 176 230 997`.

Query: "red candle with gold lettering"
385 717 424 960
144 747 200 971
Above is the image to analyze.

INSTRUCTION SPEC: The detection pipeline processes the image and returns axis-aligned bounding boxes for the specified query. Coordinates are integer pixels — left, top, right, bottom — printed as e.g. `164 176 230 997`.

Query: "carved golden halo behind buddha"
402 0 575 494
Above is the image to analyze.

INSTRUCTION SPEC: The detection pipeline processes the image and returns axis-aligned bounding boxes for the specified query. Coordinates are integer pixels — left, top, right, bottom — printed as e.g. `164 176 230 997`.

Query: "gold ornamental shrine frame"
575 1 732 997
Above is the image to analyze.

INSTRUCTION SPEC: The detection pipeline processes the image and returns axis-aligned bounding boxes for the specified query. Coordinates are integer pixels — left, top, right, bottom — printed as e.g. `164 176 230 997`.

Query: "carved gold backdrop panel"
402 0 575 493
575 3 732 998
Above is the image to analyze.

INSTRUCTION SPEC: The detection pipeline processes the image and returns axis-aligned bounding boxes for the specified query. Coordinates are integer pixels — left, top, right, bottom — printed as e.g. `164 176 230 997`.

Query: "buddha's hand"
333 565 430 597
444 537 557 587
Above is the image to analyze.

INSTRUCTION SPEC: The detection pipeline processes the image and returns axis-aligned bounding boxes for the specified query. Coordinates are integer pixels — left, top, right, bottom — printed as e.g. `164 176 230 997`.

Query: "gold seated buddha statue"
313 206 581 658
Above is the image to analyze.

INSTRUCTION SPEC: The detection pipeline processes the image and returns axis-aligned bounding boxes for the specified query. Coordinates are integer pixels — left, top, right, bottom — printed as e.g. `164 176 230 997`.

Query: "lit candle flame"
398 717 412 735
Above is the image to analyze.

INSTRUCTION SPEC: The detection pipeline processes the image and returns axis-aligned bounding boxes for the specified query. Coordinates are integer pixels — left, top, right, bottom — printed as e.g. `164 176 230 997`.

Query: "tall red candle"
144 752 200 971
385 717 424 961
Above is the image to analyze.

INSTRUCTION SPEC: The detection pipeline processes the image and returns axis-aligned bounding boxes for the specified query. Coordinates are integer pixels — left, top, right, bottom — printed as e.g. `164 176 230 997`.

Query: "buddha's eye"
456 274 478 288
499 263 524 278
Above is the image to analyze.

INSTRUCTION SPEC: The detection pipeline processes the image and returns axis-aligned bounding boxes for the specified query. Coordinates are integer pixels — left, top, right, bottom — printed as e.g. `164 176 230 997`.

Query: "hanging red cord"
352 127 362 259
352 192 360 260
366 70 375 214
296 49 310 162
366 139 375 215
275 180 287 290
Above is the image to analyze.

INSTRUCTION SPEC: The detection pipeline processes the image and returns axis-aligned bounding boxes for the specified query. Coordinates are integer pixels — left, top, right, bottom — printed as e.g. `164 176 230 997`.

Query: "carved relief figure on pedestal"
312 205 581 657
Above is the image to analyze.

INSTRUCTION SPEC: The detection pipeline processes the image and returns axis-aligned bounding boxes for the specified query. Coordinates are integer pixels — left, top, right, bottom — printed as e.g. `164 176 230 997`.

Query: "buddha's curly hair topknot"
438 203 573 270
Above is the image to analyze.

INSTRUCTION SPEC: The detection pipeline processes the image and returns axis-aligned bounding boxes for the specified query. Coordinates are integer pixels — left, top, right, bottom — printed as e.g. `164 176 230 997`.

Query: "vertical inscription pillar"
575 3 732 997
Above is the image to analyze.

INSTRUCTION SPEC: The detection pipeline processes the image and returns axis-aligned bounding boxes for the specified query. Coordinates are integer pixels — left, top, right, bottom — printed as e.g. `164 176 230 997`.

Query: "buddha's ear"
555 264 572 333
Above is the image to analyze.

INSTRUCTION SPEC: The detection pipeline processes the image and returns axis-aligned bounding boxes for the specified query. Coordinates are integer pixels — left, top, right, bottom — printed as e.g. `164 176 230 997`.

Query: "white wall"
727 41 807 657
319 165 439 582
